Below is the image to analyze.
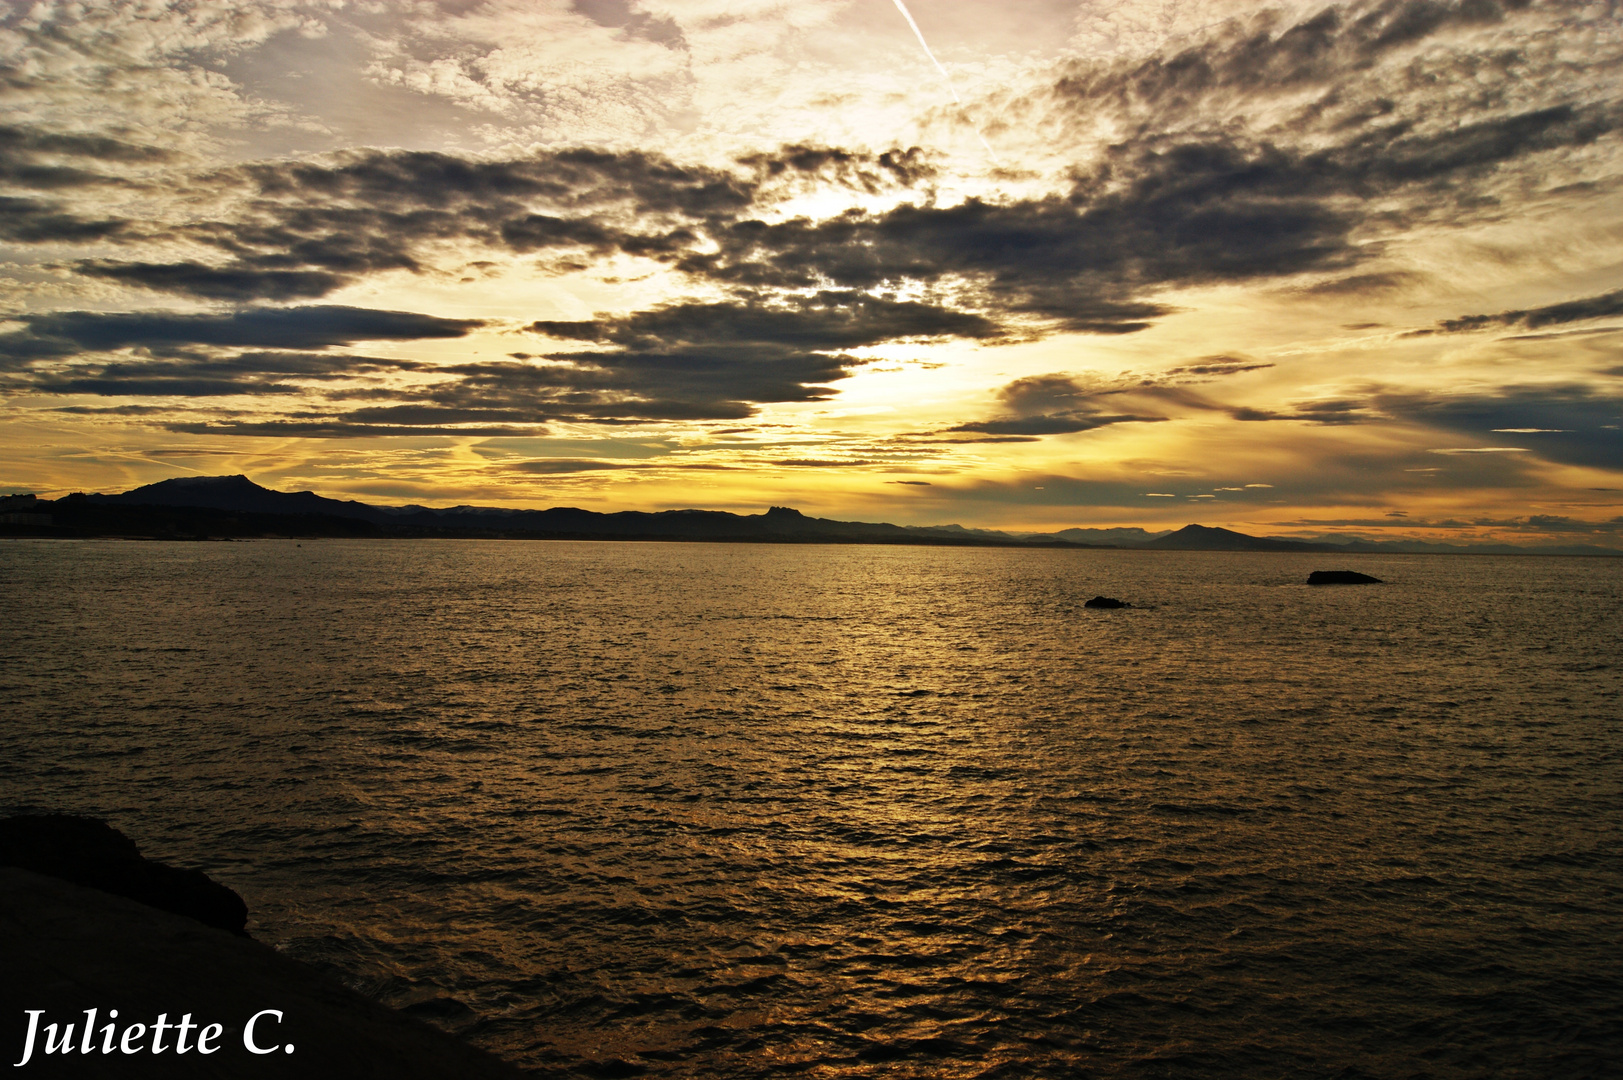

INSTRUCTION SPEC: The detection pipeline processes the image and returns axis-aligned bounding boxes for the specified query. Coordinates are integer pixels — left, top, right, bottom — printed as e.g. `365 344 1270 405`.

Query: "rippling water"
4 539 1621 1078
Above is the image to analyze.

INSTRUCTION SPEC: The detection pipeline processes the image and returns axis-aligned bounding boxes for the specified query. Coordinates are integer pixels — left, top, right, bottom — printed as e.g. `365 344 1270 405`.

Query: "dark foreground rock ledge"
0 868 527 1078
0 815 249 935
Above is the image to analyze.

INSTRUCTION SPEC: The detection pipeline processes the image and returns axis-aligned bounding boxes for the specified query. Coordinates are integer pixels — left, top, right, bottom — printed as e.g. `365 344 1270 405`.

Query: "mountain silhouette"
1143 524 1337 552
1 476 1613 555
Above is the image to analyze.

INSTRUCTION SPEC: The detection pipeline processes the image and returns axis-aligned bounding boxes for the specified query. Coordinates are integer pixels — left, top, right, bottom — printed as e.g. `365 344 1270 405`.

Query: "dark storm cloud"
67 147 785 301
498 214 631 253
161 419 544 438
947 373 1172 436
948 361 1309 438
52 404 177 415
1377 384 1623 469
0 124 164 191
286 341 833 427
13 0 1617 446
218 352 431 376
316 293 1004 426
912 0 1621 328
74 261 347 301
0 196 125 243
13 350 429 398
399 349 833 422
3 306 482 360
0 306 481 408
1230 398 1379 424
5 290 1000 429
118 203 488 300
667 93 1612 331
0 125 169 165
66 3 1613 324
1428 288 1623 334
737 144 938 192
240 148 756 218
29 374 302 397
669 187 1301 331
530 292 1002 350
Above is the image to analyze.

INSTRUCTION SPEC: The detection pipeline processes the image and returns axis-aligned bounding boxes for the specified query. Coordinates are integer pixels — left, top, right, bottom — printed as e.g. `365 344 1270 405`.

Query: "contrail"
888 0 999 163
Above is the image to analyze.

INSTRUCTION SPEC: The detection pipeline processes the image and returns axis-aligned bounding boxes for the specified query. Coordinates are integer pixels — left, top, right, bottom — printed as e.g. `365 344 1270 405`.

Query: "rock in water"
1084 595 1130 608
1306 570 1383 585
0 814 249 935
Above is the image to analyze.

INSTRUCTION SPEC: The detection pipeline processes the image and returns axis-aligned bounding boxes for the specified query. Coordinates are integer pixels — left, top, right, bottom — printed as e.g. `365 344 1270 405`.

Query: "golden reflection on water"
4 540 1622 1078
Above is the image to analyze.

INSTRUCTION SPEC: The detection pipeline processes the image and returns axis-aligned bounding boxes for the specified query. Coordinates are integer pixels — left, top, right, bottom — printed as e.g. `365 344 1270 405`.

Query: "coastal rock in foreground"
1084 595 1130 609
1306 570 1383 585
0 868 527 1079
0 814 248 935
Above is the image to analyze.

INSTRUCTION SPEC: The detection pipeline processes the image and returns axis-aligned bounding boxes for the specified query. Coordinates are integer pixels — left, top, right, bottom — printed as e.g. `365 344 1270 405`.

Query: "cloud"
160 419 545 439
28 374 303 398
569 0 687 50
1302 271 1423 296
530 291 1002 351
74 261 347 301
1378 384 1623 469
672 178 1349 332
951 413 1168 436
0 196 126 243
947 369 1368 438
0 123 166 192
1429 288 1623 334
384 292 1010 425
0 124 170 167
66 28 1605 327
1 306 483 367
1230 399 1379 424
6 293 1004 431
240 147 757 219
1164 355 1274 377
947 372 1173 436
769 459 873 468
507 457 639 473
12 350 428 398
39 0 1617 340
737 145 938 194
66 145 890 301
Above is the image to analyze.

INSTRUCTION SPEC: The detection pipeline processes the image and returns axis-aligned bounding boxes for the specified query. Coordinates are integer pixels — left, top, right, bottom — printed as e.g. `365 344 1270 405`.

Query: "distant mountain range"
3 475 1618 556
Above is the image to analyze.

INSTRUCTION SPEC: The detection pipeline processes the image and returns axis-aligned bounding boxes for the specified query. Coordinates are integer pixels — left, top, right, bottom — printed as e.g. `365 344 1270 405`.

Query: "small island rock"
1084 595 1130 609
1306 570 1383 585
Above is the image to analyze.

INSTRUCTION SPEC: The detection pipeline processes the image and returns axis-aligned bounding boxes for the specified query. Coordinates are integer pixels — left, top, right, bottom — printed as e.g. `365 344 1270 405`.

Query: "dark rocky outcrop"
0 815 248 935
1306 570 1383 585
0 868 528 1079
1084 595 1130 609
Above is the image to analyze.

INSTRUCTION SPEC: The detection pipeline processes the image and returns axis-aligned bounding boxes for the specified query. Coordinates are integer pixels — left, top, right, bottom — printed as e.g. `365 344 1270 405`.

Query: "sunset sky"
2 0 1620 542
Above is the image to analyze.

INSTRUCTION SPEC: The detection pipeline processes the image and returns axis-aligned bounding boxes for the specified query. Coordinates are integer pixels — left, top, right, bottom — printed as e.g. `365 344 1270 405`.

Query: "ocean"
3 539 1620 1078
